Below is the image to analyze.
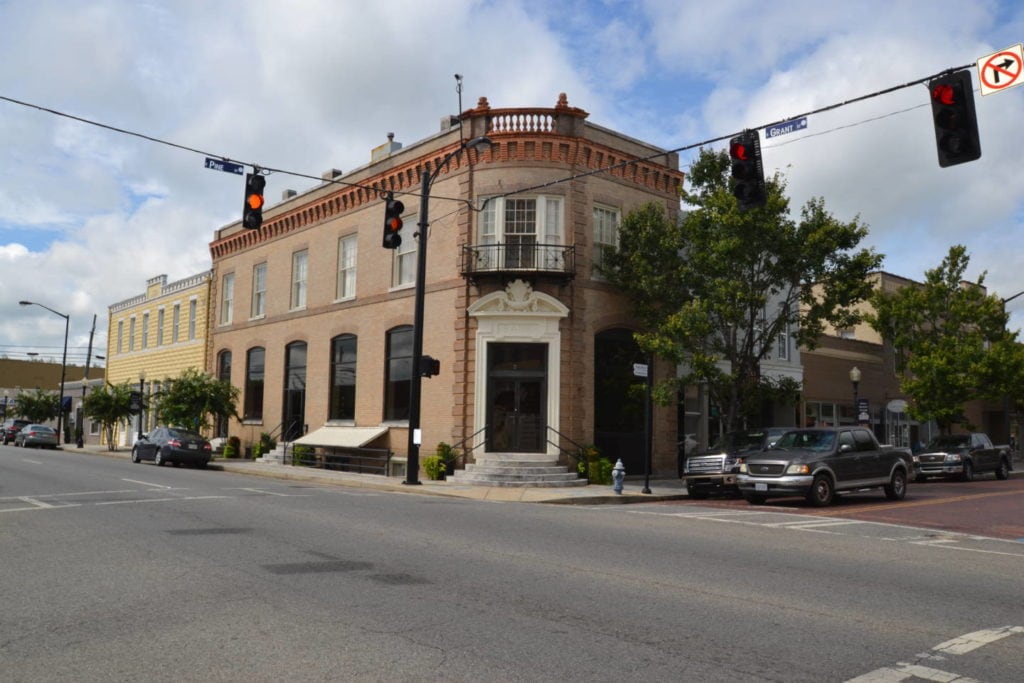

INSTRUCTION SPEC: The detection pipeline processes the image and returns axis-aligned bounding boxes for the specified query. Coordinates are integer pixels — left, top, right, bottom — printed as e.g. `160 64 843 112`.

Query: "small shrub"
252 441 262 459
423 455 446 480
591 456 613 485
292 444 315 466
223 435 241 458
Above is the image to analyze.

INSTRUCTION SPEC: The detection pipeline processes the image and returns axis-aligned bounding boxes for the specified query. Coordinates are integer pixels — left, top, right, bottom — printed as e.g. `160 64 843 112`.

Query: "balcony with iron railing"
459 243 575 283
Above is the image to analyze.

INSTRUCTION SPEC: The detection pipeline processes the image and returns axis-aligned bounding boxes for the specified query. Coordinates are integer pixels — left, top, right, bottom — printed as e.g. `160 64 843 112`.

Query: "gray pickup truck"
681 428 788 499
913 433 1012 482
737 427 912 507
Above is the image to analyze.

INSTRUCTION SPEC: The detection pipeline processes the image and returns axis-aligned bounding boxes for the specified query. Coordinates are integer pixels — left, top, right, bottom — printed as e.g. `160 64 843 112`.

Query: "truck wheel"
742 493 766 505
686 483 709 500
960 461 974 482
806 474 834 507
995 458 1010 480
884 469 907 500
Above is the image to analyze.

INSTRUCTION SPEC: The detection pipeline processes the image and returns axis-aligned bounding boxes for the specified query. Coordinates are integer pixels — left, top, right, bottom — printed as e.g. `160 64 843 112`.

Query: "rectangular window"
477 195 564 270
291 250 308 309
384 327 413 421
172 304 181 343
156 309 165 346
129 317 136 351
141 312 149 349
592 205 620 279
394 236 416 288
221 272 235 325
336 235 357 300
251 262 267 318
117 320 124 354
776 304 790 360
188 299 197 340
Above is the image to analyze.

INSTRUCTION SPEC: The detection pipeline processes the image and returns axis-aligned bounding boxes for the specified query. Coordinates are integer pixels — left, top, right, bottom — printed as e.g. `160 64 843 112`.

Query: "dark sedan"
2 418 31 445
131 427 212 468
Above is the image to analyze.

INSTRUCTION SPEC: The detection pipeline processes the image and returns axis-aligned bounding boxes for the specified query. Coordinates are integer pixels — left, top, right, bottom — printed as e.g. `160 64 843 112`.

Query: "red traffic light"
729 141 750 161
928 70 981 167
382 195 405 249
242 172 266 230
931 83 956 106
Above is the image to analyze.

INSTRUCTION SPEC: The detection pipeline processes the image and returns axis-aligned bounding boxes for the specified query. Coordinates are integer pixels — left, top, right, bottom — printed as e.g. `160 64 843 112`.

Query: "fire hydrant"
612 458 625 494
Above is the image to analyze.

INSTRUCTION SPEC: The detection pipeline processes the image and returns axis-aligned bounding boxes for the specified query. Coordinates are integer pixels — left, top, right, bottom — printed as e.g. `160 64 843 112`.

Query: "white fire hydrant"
612 458 626 494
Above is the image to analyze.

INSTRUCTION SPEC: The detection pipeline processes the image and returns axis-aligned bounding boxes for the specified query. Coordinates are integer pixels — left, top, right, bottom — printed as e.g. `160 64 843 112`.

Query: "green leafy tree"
83 382 136 451
602 148 882 431
153 367 239 434
868 245 1023 433
13 388 59 423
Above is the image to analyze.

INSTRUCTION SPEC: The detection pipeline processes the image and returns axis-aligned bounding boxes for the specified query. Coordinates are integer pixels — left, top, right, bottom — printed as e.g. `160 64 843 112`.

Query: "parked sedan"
2 418 31 444
13 424 58 449
131 427 212 468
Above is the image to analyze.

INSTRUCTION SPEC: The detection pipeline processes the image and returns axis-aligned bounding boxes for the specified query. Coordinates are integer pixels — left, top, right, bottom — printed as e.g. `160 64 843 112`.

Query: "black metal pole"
56 314 68 446
137 376 145 442
77 314 96 448
642 355 652 494
404 168 431 485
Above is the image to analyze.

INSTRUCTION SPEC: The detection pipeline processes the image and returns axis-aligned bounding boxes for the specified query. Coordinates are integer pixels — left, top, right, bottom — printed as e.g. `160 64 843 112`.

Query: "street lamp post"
405 135 491 486
19 300 69 446
137 371 146 442
850 366 861 426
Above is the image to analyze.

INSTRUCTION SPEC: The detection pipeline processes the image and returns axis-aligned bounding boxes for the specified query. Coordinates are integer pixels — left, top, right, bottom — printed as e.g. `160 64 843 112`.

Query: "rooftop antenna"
454 73 464 143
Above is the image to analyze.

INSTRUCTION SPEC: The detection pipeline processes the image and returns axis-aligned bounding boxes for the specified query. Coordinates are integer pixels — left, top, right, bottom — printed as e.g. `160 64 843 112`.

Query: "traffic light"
728 130 766 210
243 171 266 230
382 193 404 249
929 69 981 167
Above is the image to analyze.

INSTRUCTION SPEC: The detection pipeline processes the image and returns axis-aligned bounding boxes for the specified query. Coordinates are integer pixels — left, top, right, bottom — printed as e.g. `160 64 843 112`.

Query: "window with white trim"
156 308 165 346
394 235 416 288
337 235 357 300
117 320 124 353
129 317 136 351
220 273 234 325
592 205 620 279
188 299 197 340
291 249 308 309
141 312 149 349
251 262 267 318
478 195 564 269
172 304 180 343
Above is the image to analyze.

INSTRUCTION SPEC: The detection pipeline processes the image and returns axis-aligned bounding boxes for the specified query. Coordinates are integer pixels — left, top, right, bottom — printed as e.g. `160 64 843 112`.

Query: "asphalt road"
3 446 1024 682
665 473 1024 541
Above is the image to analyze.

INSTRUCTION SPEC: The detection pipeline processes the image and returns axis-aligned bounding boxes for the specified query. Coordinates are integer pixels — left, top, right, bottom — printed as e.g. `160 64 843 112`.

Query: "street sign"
765 116 807 139
976 44 1024 96
633 363 648 378
205 157 245 175
857 398 870 424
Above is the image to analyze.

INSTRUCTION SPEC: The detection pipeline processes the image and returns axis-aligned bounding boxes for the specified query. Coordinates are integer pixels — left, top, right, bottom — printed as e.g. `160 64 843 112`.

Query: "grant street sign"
765 116 807 139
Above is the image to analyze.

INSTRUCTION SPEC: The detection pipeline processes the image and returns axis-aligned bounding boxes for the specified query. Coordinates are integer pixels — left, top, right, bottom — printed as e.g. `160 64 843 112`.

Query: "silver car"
14 424 58 449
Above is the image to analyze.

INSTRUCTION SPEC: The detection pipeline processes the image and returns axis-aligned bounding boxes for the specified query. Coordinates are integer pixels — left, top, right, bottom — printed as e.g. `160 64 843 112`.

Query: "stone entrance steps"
447 453 587 488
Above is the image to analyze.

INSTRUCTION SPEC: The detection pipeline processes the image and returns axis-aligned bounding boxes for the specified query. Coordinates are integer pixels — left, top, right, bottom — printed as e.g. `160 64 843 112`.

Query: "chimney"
371 132 402 163
321 169 343 182
282 189 298 201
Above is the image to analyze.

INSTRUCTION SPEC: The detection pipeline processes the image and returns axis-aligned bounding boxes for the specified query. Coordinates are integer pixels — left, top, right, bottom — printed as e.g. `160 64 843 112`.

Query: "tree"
83 382 136 451
153 368 239 434
602 147 882 431
868 245 1024 433
14 388 59 424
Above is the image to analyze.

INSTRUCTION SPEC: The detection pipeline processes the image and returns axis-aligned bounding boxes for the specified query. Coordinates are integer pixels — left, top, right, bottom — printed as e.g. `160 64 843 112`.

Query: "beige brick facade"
208 94 686 476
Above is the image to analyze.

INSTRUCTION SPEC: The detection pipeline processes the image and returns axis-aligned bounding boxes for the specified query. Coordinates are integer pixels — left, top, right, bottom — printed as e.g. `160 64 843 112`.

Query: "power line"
0 62 975 211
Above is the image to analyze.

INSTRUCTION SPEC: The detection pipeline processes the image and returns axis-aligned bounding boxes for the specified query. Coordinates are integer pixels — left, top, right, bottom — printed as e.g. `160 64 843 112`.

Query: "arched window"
330 334 357 421
244 347 265 421
384 326 413 421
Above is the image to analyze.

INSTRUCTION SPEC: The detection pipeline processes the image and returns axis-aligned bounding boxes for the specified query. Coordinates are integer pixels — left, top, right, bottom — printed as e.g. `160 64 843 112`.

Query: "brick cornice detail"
209 134 684 261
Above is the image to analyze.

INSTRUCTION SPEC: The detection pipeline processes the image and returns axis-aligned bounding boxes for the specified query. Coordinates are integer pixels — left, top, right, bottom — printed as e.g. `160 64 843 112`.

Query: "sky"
2 0 1024 367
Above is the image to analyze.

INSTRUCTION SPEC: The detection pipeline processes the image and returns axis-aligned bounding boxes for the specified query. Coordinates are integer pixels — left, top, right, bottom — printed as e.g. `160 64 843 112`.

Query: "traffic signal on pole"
728 130 766 210
929 69 981 168
382 194 404 249
243 172 266 230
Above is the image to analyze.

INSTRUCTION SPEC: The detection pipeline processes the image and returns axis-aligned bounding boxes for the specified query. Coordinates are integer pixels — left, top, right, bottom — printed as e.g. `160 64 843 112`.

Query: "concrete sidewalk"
69 444 688 505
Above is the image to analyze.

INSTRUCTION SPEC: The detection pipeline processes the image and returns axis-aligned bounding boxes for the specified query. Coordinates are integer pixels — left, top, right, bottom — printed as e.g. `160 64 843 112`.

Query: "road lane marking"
812 488 1023 516
95 495 232 505
121 478 174 489
933 626 1024 654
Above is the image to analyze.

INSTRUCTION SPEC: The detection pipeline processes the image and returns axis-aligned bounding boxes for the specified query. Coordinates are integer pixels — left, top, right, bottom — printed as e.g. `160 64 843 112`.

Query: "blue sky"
2 0 1024 363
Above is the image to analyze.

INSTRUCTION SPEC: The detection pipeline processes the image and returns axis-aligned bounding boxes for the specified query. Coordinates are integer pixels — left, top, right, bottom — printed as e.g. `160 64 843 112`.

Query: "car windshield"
775 430 836 451
27 425 54 434
712 431 769 453
926 435 969 450
167 429 203 441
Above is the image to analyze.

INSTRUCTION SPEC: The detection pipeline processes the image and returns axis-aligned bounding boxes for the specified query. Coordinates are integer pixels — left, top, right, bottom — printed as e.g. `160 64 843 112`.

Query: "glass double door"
487 343 547 453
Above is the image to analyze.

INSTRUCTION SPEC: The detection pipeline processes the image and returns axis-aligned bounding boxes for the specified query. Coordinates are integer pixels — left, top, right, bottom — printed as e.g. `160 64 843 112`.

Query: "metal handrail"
437 426 488 470
460 243 575 280
546 426 592 479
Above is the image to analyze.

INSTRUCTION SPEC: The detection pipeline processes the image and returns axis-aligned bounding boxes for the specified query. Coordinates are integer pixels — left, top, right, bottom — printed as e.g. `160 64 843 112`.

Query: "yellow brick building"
105 272 212 447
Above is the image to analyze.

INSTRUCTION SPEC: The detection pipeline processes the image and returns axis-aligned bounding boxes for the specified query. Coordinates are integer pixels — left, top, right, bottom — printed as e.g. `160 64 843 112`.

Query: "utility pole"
77 314 96 448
